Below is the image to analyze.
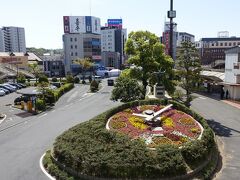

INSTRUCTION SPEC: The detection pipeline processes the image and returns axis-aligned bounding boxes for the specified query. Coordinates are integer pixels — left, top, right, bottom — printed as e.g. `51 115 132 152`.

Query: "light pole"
168 0 176 59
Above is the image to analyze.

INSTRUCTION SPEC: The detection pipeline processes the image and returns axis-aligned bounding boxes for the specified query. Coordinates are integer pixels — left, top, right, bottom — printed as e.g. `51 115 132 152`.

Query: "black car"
14 96 29 105
107 79 114 86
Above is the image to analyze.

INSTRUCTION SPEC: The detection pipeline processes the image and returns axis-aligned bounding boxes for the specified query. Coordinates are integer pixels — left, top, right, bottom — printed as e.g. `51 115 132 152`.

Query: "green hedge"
54 83 74 101
52 99 216 179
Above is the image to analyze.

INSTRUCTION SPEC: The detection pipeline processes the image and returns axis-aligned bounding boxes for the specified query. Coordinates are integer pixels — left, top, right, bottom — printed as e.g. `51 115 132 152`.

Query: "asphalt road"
191 94 240 180
0 80 120 180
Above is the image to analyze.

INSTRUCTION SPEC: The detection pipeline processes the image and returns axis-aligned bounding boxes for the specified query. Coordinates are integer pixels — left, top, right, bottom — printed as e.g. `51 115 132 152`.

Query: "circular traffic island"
43 100 219 180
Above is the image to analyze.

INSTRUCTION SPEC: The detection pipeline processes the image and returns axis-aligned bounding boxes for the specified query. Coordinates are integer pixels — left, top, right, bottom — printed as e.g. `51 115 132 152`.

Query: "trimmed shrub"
66 75 74 83
74 77 80 84
36 99 46 111
54 83 74 101
38 74 49 83
52 77 58 82
51 99 216 179
90 80 99 92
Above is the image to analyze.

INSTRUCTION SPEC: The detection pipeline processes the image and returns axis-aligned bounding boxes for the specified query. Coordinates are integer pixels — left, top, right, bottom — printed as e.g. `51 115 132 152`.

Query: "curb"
40 153 56 180
0 114 7 125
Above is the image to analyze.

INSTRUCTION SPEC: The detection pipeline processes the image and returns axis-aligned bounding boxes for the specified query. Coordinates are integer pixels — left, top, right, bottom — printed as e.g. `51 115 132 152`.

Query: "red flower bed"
108 105 203 147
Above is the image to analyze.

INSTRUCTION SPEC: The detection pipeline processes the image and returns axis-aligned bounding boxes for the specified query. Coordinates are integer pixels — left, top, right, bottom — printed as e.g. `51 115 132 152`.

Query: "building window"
225 42 227 46
220 43 223 46
71 52 73 56
75 52 78 56
75 45 77 49
238 42 240 45
75 38 77 42
229 42 232 46
71 45 73 49
70 38 73 42
233 42 236 46
212 43 214 46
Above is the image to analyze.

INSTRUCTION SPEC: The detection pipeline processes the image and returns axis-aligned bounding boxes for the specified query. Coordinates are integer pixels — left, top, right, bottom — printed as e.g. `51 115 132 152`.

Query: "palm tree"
74 58 94 83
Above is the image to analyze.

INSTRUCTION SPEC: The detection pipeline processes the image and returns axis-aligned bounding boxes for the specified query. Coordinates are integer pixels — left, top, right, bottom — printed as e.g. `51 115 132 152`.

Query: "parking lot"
0 87 33 128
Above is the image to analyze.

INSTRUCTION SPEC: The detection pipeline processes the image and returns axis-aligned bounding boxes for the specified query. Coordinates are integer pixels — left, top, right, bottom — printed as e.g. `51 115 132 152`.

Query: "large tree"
176 41 202 107
125 31 175 95
74 58 94 83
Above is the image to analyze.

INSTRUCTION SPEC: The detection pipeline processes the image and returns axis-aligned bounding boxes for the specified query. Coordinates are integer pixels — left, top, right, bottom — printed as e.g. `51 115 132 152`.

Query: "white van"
93 76 102 83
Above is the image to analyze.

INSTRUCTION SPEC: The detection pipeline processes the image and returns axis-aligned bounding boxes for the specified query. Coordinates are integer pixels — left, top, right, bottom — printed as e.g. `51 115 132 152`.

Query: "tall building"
1 26 26 52
195 34 240 66
0 28 5 51
161 22 177 60
63 16 101 74
101 19 127 68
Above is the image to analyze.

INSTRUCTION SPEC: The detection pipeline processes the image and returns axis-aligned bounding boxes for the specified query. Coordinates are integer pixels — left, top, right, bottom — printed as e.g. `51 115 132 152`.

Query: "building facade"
224 46 240 100
195 36 240 66
177 32 195 47
161 22 178 60
101 51 120 69
0 28 5 51
1 26 26 52
101 20 127 68
63 16 101 74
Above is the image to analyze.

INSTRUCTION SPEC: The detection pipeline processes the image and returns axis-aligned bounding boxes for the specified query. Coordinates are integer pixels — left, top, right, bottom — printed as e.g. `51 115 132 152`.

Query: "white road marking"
40 153 56 180
0 114 7 125
39 113 47 118
198 97 206 100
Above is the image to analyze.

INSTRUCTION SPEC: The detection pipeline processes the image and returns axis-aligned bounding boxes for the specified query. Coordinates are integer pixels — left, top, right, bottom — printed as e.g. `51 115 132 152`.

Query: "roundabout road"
191 94 240 180
0 80 120 180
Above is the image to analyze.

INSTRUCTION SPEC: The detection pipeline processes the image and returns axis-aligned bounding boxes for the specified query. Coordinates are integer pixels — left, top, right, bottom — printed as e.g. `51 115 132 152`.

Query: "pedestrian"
226 89 229 99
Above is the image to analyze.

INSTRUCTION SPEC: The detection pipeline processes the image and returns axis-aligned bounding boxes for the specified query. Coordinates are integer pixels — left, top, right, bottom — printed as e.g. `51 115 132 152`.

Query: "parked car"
0 89 5 96
0 85 14 93
14 95 29 105
3 84 17 91
8 83 22 89
107 79 114 86
17 83 27 88
0 88 10 94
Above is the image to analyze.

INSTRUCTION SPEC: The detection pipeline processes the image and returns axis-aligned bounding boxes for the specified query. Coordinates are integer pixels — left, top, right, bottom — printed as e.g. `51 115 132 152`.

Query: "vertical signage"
85 16 92 33
63 16 70 33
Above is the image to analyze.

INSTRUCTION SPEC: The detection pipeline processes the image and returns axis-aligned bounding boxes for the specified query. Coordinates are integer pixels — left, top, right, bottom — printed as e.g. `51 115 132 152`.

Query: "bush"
38 74 49 83
17 73 26 83
51 99 216 179
52 77 58 82
111 76 144 102
66 75 74 83
54 83 74 101
90 80 99 92
74 77 80 84
36 99 46 111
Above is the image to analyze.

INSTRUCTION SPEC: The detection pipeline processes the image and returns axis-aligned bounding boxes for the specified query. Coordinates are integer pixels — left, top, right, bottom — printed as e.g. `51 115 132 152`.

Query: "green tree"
111 76 144 102
17 73 26 83
66 75 74 83
125 31 175 95
28 63 40 83
176 41 202 107
38 74 49 83
74 58 94 84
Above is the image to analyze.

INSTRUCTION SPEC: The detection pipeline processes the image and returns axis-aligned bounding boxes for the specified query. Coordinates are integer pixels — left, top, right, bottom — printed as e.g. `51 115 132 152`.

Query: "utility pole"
168 0 176 59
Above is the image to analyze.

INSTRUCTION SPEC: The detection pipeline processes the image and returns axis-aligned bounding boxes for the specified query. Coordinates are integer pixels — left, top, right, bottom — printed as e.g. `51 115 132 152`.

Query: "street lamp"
168 0 176 60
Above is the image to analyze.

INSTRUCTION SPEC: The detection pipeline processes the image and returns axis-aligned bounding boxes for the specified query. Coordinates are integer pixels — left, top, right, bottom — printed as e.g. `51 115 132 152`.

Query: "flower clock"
106 104 203 148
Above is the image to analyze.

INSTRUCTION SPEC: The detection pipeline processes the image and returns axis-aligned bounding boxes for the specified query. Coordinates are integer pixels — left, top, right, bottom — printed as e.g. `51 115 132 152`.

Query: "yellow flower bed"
162 116 175 128
129 116 148 130
110 121 126 129
179 118 195 126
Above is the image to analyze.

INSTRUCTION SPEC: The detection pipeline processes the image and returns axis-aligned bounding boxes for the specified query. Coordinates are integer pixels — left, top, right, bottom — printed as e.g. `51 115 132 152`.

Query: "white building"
101 26 127 68
177 32 195 47
224 46 240 100
1 26 26 52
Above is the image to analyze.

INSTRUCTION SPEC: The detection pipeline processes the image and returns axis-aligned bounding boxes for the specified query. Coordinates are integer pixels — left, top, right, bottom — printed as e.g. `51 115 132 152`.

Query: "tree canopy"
176 41 202 107
125 31 175 95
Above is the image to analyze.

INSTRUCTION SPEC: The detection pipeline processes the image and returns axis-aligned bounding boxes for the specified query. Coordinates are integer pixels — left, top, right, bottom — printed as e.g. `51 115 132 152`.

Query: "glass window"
220 43 223 46
75 45 77 49
75 38 77 42
229 42 232 46
75 52 78 56
70 38 73 42
71 52 73 56
71 45 73 49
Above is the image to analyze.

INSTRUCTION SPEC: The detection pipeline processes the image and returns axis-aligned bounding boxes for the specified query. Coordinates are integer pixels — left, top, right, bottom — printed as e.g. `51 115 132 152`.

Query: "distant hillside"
26 47 63 56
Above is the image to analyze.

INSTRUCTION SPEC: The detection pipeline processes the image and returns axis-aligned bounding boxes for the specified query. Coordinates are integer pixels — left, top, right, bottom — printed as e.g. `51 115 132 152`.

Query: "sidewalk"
222 100 240 109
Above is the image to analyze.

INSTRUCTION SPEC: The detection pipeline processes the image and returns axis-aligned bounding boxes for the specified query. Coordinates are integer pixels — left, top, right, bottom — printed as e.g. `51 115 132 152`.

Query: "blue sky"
1 0 239 49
